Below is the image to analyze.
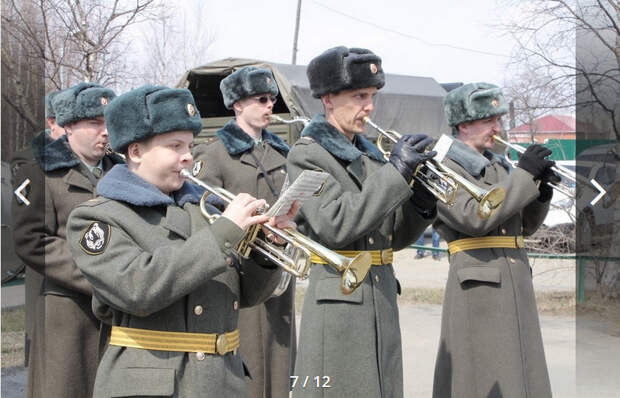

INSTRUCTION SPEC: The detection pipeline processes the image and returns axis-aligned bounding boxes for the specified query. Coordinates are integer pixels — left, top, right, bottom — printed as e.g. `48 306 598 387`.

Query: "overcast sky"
195 0 515 86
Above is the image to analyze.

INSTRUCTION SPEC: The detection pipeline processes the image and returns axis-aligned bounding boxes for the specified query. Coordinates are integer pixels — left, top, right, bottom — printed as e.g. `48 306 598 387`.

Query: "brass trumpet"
180 170 372 295
363 117 506 219
493 135 580 198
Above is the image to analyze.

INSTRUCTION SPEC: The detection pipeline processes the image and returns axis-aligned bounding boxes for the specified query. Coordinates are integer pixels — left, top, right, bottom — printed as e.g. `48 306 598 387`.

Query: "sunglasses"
254 95 278 105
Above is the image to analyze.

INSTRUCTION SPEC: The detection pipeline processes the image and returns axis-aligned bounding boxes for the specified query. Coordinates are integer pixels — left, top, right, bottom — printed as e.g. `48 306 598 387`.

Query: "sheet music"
265 170 330 217
433 134 454 163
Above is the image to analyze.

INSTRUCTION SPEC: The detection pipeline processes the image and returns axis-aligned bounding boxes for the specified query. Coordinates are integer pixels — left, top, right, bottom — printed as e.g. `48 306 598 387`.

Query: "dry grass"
577 294 620 337
1 306 25 368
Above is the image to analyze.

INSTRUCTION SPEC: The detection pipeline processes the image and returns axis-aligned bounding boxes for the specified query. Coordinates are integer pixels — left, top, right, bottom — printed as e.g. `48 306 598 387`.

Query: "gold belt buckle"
216 333 229 355
515 236 524 248
381 249 390 265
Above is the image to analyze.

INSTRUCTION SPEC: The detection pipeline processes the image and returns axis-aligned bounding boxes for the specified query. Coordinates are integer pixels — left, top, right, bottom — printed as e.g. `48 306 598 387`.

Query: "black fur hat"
220 66 279 109
306 46 385 98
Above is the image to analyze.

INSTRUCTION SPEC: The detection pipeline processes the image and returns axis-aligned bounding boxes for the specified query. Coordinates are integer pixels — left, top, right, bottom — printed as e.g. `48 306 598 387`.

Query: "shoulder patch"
80 222 111 255
192 160 205 177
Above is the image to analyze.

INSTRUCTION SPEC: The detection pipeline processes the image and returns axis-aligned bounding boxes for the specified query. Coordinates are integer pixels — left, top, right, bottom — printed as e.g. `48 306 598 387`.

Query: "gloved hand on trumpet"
389 134 438 212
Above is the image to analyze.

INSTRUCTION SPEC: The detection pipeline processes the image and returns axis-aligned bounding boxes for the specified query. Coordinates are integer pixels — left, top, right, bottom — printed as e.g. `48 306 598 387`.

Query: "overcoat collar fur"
97 164 204 207
217 119 289 156
32 133 81 172
446 138 511 177
301 114 386 163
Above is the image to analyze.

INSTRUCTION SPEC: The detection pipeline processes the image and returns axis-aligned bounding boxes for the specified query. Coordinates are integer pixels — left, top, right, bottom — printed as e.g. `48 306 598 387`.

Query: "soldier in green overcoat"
10 89 65 396
432 83 556 398
192 67 295 398
287 46 438 398
67 85 297 398
11 82 122 398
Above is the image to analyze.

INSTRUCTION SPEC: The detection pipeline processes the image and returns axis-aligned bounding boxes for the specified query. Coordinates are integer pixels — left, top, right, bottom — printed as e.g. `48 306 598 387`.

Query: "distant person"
414 227 441 260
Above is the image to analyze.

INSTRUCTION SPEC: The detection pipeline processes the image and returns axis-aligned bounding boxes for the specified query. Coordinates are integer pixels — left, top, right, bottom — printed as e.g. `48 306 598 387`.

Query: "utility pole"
291 0 302 64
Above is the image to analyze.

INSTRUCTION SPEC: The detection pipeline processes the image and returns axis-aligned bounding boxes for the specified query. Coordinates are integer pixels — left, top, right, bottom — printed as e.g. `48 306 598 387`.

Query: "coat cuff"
209 216 246 257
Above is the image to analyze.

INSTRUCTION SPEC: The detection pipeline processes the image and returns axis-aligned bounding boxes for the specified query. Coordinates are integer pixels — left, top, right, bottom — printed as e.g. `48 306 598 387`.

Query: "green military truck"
176 58 451 145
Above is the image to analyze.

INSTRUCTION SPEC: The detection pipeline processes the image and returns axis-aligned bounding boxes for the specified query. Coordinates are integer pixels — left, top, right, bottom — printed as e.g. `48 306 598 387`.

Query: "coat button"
196 352 206 361
226 257 233 266
194 305 203 316
233 300 239 310
374 275 380 283
501 228 507 235
509 258 516 263
368 237 374 245
224 241 232 249
388 234 393 242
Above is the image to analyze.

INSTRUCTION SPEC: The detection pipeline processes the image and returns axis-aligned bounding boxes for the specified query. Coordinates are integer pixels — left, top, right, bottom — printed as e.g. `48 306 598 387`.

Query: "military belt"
448 236 524 255
109 326 240 355
310 249 393 266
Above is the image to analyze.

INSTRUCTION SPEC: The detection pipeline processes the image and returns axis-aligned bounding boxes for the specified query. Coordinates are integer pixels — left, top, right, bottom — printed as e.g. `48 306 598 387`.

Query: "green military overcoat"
287 115 434 398
67 164 285 398
432 139 552 398
11 135 123 398
192 119 294 398
9 131 42 370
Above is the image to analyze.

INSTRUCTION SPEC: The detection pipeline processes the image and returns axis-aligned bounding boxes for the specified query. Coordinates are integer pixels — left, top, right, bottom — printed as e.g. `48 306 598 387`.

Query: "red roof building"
508 115 576 143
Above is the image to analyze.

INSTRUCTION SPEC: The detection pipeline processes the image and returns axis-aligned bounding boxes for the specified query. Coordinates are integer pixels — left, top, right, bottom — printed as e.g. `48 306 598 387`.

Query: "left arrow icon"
14 178 31 206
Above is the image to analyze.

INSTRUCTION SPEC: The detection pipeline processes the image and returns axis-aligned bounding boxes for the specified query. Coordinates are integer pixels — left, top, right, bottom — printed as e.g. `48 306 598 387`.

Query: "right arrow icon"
590 179 607 205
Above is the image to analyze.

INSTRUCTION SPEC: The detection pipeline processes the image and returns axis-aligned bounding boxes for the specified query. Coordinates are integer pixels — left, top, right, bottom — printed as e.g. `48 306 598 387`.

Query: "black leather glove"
412 178 438 213
537 168 561 202
516 144 555 180
389 134 435 184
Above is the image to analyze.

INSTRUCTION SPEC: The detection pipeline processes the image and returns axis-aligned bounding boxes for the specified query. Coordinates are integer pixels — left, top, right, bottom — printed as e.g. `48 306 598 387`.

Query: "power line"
310 0 510 58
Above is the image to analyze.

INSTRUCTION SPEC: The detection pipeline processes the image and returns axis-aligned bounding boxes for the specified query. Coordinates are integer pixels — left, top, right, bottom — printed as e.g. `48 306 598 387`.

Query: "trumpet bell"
340 252 372 295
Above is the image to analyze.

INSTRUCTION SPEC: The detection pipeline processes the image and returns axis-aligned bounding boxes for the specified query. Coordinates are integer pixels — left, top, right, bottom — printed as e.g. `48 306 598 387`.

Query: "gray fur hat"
220 66 279 109
307 46 385 98
444 82 508 127
44 90 63 119
54 82 116 127
104 85 203 152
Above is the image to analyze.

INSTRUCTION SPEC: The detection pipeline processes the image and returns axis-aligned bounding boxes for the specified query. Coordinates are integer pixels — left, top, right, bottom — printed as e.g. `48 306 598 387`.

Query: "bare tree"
504 64 575 142
1 0 161 157
139 1 215 87
498 0 619 140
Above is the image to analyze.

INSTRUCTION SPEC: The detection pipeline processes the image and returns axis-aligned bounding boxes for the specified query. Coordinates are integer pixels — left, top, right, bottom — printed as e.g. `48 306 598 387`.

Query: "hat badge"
266 77 271 84
187 103 196 116
100 97 108 106
491 98 499 108
369 63 378 74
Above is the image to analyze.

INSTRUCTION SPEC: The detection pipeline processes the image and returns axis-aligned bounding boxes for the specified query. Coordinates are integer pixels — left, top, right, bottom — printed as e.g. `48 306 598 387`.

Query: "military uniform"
288 114 434 398
67 165 284 398
12 134 123 398
67 84 286 398
432 83 553 398
193 118 294 398
10 89 63 369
